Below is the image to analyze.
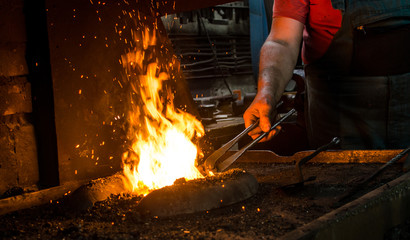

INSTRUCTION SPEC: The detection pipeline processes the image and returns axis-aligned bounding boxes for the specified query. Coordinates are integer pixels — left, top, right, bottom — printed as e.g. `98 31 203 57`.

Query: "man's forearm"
257 16 303 105
258 39 299 104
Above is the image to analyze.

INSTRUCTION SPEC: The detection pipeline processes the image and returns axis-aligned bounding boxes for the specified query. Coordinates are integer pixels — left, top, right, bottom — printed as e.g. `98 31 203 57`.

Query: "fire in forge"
0 0 410 239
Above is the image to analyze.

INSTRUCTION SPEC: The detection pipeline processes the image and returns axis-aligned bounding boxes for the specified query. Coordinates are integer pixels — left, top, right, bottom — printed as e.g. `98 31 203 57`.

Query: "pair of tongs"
202 108 296 175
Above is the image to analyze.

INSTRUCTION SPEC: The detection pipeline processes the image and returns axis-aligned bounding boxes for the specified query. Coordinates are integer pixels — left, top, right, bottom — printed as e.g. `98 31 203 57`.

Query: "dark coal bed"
0 162 405 240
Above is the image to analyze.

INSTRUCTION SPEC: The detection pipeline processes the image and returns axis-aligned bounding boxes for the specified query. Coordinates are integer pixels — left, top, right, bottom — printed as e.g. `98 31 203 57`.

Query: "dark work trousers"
304 2 410 149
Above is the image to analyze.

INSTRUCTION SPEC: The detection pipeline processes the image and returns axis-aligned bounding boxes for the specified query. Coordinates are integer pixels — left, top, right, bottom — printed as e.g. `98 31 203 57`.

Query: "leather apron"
304 0 410 149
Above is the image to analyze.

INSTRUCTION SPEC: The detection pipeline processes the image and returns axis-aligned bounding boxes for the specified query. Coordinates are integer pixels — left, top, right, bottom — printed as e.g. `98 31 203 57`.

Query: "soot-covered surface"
0 162 404 239
136 169 258 217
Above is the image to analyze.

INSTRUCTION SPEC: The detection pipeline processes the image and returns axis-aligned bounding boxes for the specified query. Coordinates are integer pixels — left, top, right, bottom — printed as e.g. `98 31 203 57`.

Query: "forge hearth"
65 169 258 217
1 152 409 239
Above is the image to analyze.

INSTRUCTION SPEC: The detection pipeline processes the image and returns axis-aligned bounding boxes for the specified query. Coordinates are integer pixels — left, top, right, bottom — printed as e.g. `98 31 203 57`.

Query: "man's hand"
243 90 281 142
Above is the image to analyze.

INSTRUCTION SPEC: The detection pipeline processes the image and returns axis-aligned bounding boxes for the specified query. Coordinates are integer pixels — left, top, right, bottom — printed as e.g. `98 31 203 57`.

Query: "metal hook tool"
280 137 340 190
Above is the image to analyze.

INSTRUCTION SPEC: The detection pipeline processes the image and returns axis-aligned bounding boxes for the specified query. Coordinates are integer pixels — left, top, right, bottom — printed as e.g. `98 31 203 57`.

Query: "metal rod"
338 146 410 203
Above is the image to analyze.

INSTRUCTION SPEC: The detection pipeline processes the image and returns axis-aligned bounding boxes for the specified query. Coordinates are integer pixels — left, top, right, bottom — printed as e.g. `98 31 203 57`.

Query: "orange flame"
121 20 204 196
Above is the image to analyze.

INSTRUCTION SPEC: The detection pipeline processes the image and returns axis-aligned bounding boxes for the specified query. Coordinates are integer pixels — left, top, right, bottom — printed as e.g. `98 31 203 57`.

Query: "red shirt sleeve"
272 0 309 25
271 0 342 64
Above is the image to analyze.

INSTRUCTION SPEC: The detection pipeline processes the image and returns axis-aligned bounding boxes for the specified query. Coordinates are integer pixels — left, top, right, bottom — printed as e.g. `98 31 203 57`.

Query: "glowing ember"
121 19 204 196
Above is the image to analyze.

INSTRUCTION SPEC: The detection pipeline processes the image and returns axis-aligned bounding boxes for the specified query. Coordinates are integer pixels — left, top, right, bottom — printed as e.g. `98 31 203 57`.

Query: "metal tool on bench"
337 146 410 204
280 137 341 190
202 107 296 175
403 148 410 172
295 137 340 182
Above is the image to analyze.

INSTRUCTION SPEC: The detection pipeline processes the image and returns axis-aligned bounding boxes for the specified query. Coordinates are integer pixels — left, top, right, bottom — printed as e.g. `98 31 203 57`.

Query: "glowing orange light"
121 19 204 196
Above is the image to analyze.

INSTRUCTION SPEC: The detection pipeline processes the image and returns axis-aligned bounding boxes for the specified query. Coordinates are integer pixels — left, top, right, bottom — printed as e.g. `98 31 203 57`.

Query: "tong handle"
216 108 296 172
220 120 260 153
203 101 283 172
203 121 259 171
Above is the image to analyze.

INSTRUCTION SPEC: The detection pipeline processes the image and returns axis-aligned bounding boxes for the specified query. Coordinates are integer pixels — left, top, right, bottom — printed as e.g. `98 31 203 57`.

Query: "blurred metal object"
197 104 216 119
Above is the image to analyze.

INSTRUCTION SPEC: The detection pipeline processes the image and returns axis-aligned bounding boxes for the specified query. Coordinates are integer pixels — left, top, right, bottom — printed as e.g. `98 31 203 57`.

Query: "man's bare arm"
244 17 304 141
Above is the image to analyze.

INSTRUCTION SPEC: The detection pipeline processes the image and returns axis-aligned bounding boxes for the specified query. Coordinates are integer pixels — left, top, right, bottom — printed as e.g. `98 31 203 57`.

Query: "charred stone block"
0 43 28 77
0 0 28 77
0 77 32 116
0 121 18 195
0 114 39 196
15 124 39 186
